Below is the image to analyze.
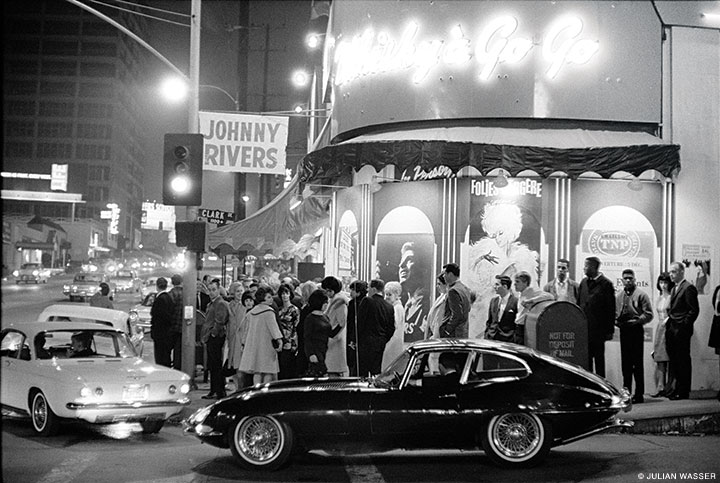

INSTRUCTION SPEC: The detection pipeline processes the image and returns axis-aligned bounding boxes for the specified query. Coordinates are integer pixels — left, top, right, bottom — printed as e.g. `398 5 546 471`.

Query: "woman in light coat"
238 285 283 385
321 276 348 376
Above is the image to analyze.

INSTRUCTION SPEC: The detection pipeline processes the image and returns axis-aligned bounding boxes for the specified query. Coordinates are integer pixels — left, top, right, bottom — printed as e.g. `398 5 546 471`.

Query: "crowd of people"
144 256 718 403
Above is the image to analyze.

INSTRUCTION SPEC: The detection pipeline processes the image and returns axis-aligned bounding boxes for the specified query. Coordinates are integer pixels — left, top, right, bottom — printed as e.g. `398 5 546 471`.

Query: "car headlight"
32 270 39 276
187 406 212 426
64 285 70 290
12 270 19 277
129 312 138 321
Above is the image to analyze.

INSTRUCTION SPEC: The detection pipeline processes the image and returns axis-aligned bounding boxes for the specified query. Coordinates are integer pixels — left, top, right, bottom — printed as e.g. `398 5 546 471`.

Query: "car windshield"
74 274 102 283
373 351 412 388
21 263 41 269
116 271 134 278
35 329 136 359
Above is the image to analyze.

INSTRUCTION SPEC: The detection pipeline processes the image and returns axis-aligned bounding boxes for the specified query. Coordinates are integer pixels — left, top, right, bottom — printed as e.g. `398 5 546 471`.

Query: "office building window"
6 101 36 116
82 21 117 37
39 101 74 117
38 122 72 138
40 81 76 97
37 143 72 159
8 60 38 75
44 20 79 35
5 121 36 137
6 81 37 96
88 165 110 181
78 103 112 118
80 62 116 78
81 42 117 56
77 124 112 139
41 61 77 76
79 83 114 98
4 142 33 158
42 41 78 55
76 144 111 160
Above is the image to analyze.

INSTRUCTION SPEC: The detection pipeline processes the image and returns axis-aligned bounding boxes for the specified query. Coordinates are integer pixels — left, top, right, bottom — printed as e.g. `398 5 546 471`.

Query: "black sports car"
184 339 632 470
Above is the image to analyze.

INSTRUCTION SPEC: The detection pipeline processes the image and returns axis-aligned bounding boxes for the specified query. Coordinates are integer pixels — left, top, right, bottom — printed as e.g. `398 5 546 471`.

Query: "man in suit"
666 261 700 400
543 258 580 303
357 279 396 376
440 263 473 338
512 271 554 345
484 275 518 342
436 351 464 389
577 256 616 377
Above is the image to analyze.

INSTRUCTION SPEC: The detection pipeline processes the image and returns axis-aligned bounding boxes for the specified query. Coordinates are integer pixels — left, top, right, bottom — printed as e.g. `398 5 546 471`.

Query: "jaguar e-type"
184 339 632 470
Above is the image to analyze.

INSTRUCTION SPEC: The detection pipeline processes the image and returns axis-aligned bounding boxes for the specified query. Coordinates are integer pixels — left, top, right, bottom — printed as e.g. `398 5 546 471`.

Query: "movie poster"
460 178 546 339
374 206 436 344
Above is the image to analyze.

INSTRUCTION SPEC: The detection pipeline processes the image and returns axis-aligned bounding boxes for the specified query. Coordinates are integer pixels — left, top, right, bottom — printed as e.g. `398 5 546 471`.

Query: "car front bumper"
65 398 190 423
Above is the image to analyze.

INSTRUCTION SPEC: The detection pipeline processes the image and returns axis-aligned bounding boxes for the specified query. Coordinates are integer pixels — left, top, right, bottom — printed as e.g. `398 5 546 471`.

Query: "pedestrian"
321 276 349 376
303 289 332 377
439 263 472 338
296 280 317 377
424 274 448 340
382 281 405 370
651 272 674 398
615 269 653 404
89 282 114 309
238 285 283 386
168 274 184 370
196 278 210 313
709 284 720 401
346 280 368 377
577 256 616 377
226 282 247 389
665 261 700 400
150 277 174 367
274 280 303 310
202 280 230 399
357 279 395 376
513 271 554 345
543 258 580 303
277 284 300 379
485 275 518 342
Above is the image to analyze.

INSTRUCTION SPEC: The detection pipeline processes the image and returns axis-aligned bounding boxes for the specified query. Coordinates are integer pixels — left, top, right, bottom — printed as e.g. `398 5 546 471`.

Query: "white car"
0 321 190 436
129 292 156 333
113 269 142 294
13 263 50 284
38 304 132 332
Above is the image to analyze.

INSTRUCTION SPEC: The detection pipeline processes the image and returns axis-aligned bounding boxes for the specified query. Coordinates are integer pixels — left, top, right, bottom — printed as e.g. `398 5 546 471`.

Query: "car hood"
228 377 373 400
51 358 188 384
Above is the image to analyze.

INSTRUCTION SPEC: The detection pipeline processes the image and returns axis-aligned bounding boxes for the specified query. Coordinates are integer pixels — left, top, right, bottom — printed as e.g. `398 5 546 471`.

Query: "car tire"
30 390 60 437
481 412 551 468
230 415 293 471
140 420 164 434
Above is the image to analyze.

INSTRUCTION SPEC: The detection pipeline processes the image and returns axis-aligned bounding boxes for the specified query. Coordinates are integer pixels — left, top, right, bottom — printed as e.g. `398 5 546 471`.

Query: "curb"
628 412 720 435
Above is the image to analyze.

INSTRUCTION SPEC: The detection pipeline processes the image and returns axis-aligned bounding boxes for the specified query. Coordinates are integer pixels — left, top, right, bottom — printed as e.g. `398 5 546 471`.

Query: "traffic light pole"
181 0 202 384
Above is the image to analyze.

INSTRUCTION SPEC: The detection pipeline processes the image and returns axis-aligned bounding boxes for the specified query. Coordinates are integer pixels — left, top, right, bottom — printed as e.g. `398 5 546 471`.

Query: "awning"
208 176 331 256
299 126 680 188
16 241 54 250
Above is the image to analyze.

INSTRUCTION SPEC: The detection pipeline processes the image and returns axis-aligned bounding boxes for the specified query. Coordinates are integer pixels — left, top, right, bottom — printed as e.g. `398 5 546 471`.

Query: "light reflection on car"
63 272 115 302
1 322 190 436
129 292 156 333
13 263 50 284
184 339 632 471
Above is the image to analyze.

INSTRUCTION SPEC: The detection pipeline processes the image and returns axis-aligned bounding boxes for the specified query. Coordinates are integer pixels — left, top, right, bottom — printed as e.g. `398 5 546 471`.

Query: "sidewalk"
169 378 720 435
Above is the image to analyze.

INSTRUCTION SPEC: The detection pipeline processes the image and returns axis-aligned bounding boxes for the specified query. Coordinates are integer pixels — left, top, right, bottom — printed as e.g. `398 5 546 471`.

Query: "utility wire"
85 0 189 28
106 0 190 18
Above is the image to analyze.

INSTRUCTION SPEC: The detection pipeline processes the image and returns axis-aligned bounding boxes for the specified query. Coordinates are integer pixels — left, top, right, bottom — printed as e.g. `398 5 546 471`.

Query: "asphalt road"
2 275 719 482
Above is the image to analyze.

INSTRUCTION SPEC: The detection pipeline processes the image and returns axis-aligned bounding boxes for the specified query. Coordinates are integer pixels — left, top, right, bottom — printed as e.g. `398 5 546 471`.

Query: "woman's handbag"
222 359 236 377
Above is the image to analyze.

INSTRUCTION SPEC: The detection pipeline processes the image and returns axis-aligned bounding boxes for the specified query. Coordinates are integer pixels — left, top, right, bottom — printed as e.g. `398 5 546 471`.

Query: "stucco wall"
671 27 720 391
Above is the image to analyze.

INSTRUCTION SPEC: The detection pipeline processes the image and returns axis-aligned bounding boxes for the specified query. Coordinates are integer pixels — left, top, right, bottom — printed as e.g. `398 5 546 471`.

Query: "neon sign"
333 15 599 85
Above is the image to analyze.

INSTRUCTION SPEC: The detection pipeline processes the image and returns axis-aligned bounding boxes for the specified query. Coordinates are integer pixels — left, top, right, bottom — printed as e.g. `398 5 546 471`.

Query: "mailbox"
524 301 589 370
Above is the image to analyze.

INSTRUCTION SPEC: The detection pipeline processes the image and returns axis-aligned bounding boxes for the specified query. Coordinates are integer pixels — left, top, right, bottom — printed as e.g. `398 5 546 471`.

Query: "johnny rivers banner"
199 111 288 175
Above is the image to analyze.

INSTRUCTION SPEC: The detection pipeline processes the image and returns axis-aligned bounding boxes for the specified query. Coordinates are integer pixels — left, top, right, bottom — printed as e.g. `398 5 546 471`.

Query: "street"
2 276 719 482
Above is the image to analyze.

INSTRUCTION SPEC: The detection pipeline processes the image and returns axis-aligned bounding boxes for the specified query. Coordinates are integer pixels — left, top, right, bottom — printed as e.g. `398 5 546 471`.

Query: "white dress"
238 304 282 374
324 293 349 375
382 300 405 370
652 294 670 362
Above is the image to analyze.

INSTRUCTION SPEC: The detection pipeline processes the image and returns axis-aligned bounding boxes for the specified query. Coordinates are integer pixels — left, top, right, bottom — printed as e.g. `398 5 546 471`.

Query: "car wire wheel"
482 412 551 467
230 415 293 471
30 391 60 436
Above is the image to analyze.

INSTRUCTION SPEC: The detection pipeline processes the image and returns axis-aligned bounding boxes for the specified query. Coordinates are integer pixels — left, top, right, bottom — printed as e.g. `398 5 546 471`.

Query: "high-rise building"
3 1 149 250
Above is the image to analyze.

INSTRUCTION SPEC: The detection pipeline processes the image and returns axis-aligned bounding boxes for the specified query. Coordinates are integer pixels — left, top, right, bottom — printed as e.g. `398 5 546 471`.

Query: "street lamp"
161 77 240 111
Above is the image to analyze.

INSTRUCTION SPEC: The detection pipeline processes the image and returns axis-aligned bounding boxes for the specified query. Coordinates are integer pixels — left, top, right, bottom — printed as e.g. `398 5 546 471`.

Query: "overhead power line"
85 0 189 28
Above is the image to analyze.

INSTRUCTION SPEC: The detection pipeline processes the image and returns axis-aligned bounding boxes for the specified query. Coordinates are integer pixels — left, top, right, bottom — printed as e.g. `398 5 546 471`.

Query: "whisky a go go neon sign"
333 15 600 85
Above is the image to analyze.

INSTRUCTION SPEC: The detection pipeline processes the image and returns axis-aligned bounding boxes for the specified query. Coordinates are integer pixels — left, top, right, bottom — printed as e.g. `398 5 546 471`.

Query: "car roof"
38 304 129 324
408 338 541 358
4 321 124 336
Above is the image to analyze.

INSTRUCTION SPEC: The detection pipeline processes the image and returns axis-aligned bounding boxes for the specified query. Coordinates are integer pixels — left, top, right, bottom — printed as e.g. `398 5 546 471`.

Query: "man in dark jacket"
168 274 184 370
357 279 395 376
150 277 175 367
666 261 700 400
577 256 616 377
484 275 518 342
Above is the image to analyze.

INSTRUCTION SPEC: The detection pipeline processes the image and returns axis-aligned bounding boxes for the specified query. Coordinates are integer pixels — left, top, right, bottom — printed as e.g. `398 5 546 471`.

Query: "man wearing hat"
485 275 518 342
615 269 653 403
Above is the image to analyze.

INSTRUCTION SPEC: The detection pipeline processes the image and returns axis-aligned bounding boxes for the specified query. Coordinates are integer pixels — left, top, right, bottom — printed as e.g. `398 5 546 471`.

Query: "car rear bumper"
65 399 190 423
557 416 634 445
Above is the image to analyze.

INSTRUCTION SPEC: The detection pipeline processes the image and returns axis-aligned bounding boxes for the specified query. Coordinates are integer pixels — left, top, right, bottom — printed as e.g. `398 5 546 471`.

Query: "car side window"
0 331 25 359
468 351 529 382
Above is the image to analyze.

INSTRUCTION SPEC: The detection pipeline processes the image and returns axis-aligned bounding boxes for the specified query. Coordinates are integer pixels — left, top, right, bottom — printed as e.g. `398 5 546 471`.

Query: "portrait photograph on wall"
374 206 437 344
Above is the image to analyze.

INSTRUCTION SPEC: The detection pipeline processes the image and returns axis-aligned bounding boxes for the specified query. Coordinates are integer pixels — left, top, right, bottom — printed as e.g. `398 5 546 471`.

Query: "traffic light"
163 133 204 206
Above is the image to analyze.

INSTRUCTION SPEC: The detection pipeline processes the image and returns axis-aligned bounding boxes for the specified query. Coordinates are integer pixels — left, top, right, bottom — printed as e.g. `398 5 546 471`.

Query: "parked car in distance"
129 292 156 333
184 339 632 471
63 272 115 302
0 321 190 436
13 263 50 284
113 269 142 294
38 304 135 335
